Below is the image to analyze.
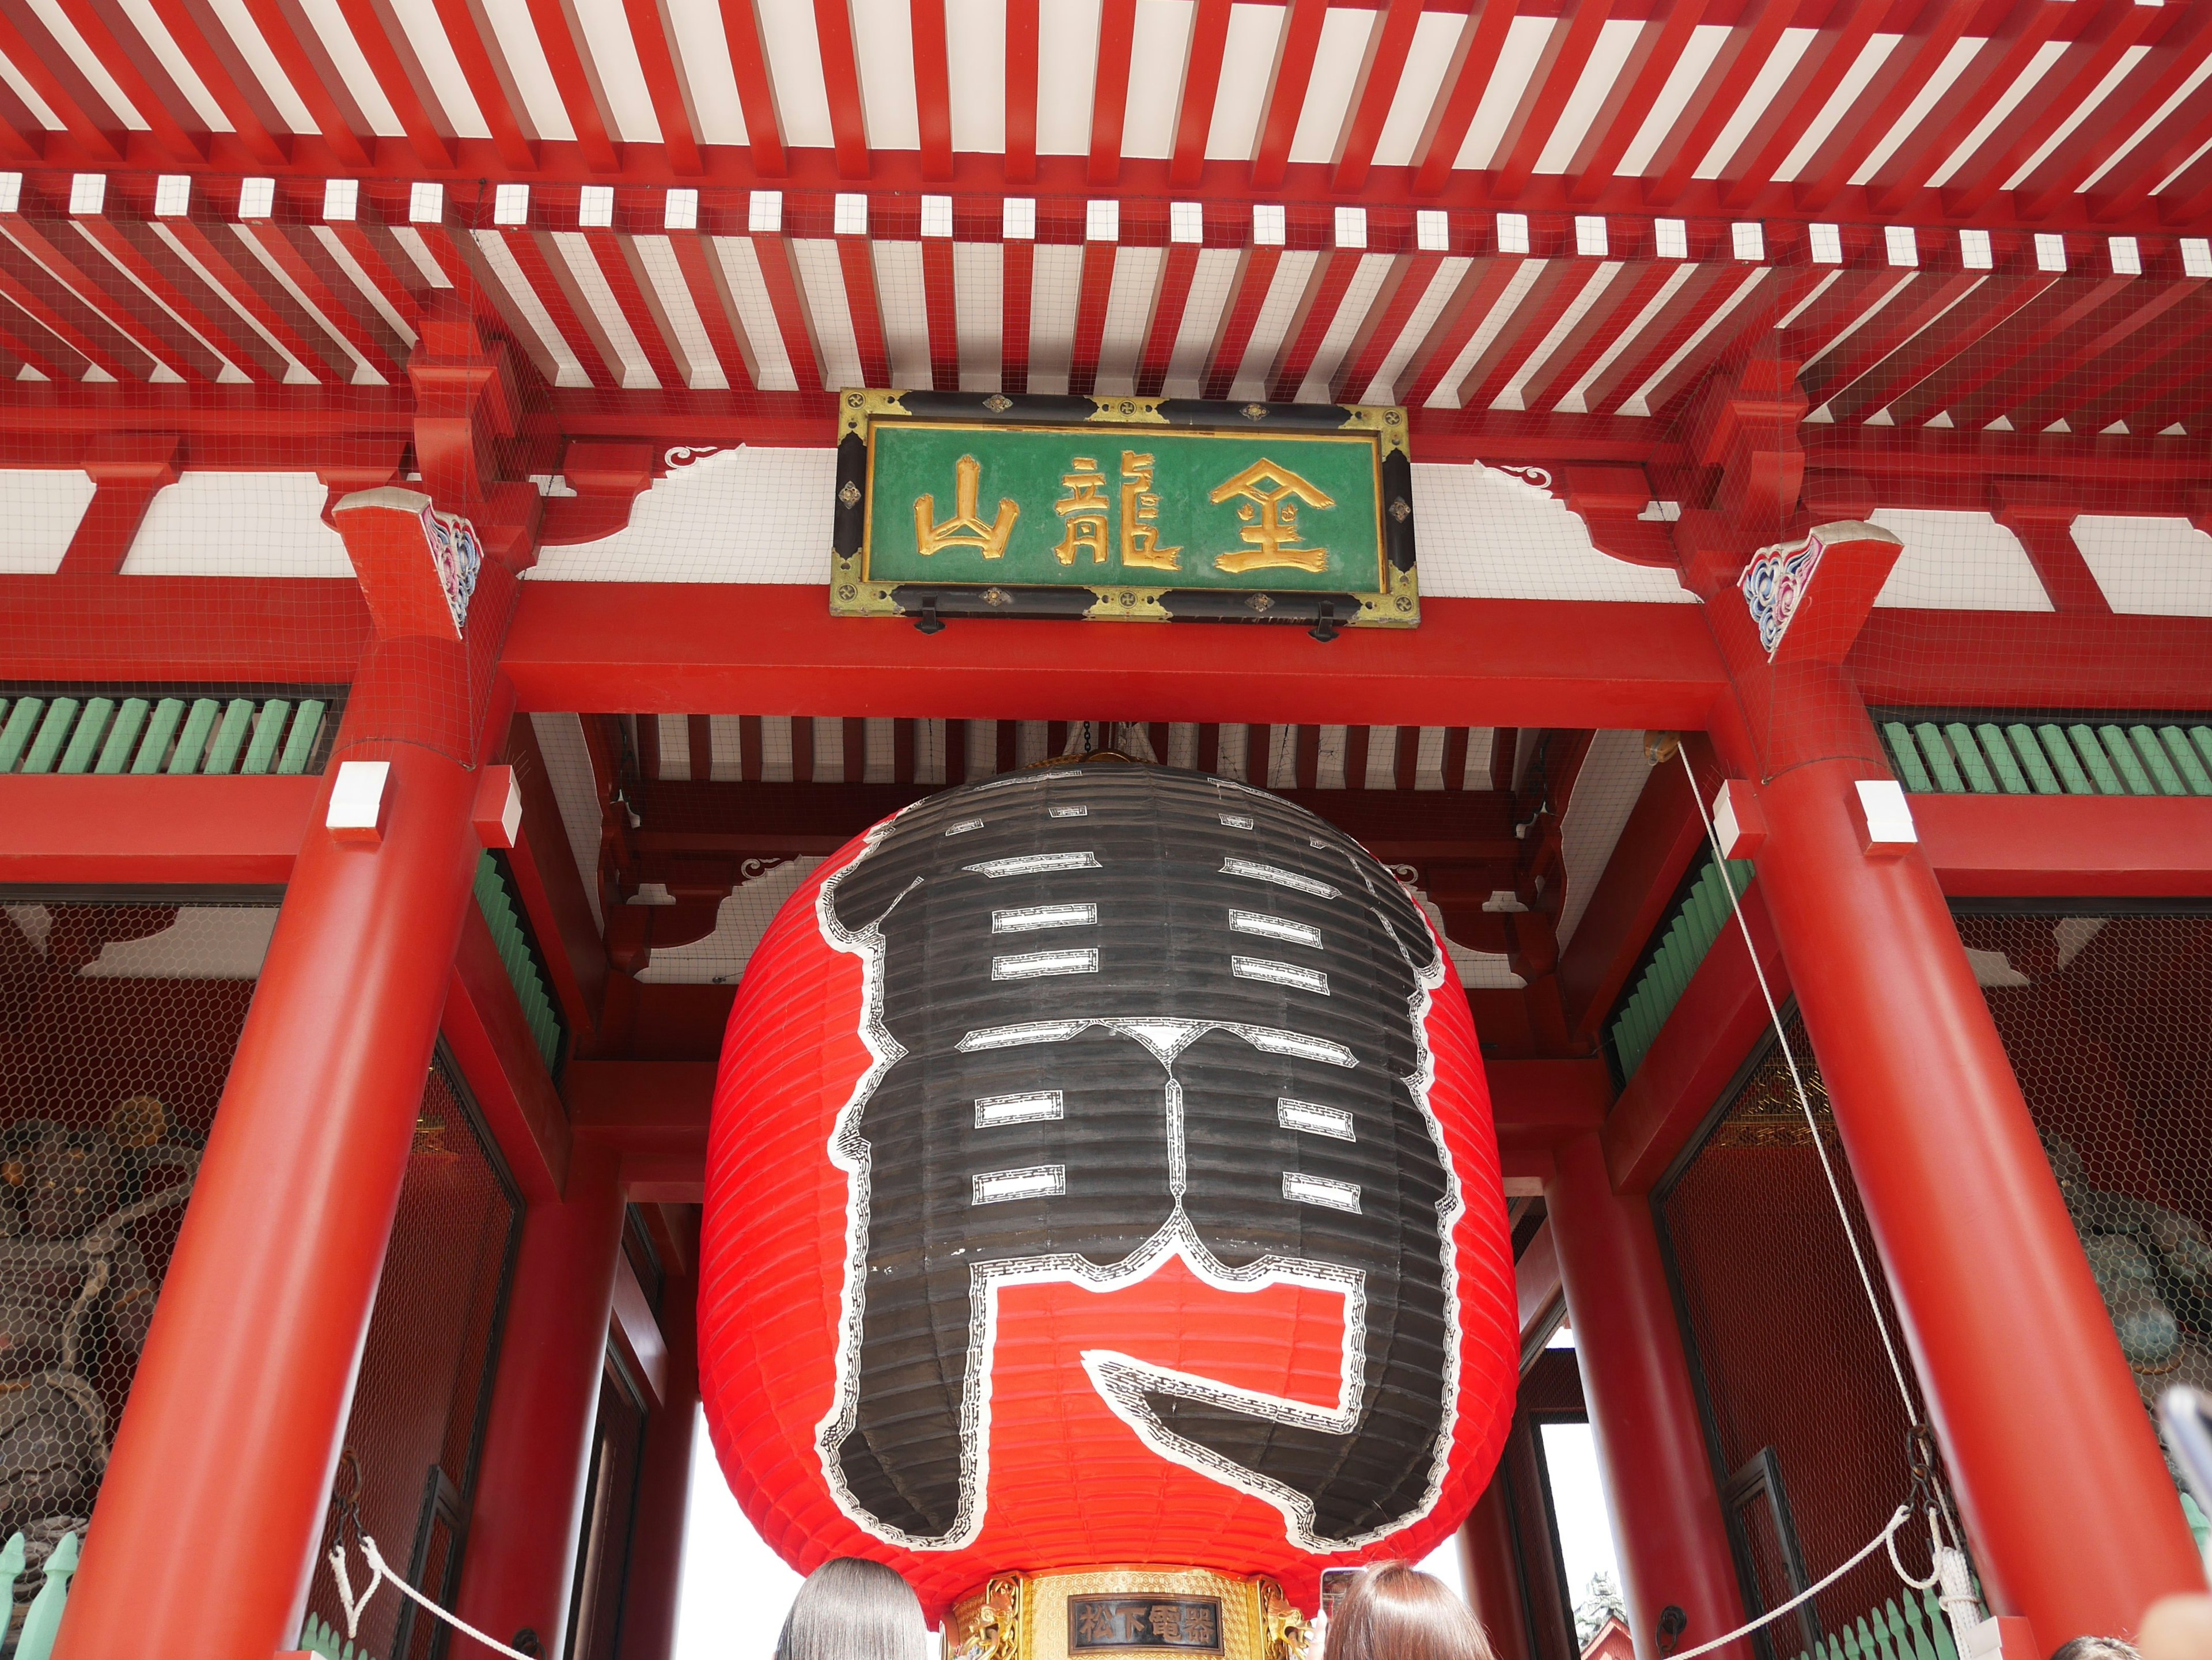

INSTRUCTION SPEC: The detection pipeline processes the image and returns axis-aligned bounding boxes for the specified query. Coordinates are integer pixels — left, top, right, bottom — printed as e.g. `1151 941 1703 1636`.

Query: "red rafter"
1518 260 1680 413
1631 266 1781 416
1570 0 1710 202
813 0 869 180
1643 0 1802 207
1200 245 1281 400
0 9 122 160
1251 0 1326 191
665 233 756 390
747 231 820 389
73 217 278 379
1170 0 1230 187
1401 257 1524 409
1066 238 1118 397
499 228 619 387
1001 238 1033 393
1267 249 1357 402
3 214 204 379
2025 290 2212 435
517 0 616 172
1577 262 1732 414
1995 278 2209 433
1452 261 1582 410
1794 0 1981 213
1800 271 1988 419
1331 252 1445 403
236 0 370 166
721 0 783 175
1089 0 1135 187
0 238 149 380
1331 0 1422 195
2016 5 2211 218
423 0 536 169
1843 272 2055 426
2087 80 2212 225
1412 0 1524 198
1719 0 1895 210
1133 240 1199 396
1942 0 2173 218
1868 0 2070 214
0 310 81 380
919 234 956 389
1889 274 2134 425
835 235 891 385
324 0 457 168
240 222 408 381
912 0 952 180
623 0 702 175
320 222 425 336
582 230 686 388
48 0 206 162
158 218 352 380
1006 0 1038 184
141 0 288 165
1492 0 1617 202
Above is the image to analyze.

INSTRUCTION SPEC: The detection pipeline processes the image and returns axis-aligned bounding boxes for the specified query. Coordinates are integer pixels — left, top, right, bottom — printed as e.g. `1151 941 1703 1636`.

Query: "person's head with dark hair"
773 1557 928 1660
1323 1562 1495 1660
2052 1639 2144 1660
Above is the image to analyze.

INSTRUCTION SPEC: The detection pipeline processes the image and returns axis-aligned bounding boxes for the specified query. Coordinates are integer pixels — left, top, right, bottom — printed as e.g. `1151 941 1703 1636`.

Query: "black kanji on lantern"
814 765 1465 1553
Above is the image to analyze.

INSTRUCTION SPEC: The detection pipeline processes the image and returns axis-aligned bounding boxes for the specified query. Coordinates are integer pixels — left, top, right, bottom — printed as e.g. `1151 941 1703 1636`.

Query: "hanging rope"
323 1532 542 1660
1664 1507 1915 1660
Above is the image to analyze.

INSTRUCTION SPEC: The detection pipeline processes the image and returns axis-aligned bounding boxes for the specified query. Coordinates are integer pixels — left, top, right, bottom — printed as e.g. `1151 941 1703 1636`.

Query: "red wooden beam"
160 218 354 381
23 216 228 382
1718 1 1889 211
1005 0 1039 184
241 222 410 381
1828 272 2055 427
236 0 371 166
624 0 703 176
1568 0 1711 202
1793 0 1980 214
1132 238 1198 396
1919 794 2212 899
1411 0 1521 198
1942 0 2172 219
1952 276 2202 431
1089 0 1137 188
835 233 892 385
581 229 687 388
1199 245 1281 400
141 0 289 166
1329 0 1422 196
1170 0 1231 187
0 7 131 160
1452 261 1580 410
0 774 314 885
999 236 1034 394
911 0 953 181
1330 249 1444 402
2007 282 2212 437
666 233 757 391
331 0 458 168
48 0 207 164
500 585 1728 727
1868 0 2070 215
1516 258 1678 415
813 0 871 180
498 227 620 386
518 0 616 172
1491 0 1616 203
1267 248 1357 402
1065 238 1116 397
1643 0 1802 209
2014 3 2211 220
425 0 537 169
73 217 282 381
1853 609 2212 711
0 573 370 680
721 0 785 176
747 229 823 389
0 237 157 382
1250 0 1328 191
919 233 957 389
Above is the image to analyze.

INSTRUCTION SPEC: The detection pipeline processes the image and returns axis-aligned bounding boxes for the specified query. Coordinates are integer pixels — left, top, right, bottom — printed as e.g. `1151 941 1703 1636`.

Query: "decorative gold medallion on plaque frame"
830 389 1418 634
944 1567 1310 1660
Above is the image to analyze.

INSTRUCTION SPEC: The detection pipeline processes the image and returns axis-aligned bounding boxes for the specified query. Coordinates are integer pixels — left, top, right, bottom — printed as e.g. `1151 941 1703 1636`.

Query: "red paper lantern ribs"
696 765 1517 1616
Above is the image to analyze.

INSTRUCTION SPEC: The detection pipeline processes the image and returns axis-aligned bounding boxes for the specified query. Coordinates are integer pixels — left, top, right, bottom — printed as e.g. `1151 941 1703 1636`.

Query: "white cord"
1665 1507 1914 1660
324 1534 543 1660
1679 747 1922 1424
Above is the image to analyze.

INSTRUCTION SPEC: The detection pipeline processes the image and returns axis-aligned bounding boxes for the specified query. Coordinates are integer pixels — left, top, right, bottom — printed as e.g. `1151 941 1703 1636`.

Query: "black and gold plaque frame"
830 391 1418 631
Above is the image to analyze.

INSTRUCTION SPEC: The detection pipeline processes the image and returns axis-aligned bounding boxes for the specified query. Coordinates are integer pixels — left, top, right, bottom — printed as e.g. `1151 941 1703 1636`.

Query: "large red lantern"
697 763 1516 1637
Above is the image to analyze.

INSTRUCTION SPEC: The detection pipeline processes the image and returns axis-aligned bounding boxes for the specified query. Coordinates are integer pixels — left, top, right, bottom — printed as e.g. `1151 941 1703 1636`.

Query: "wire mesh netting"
304 1053 521 1660
1955 907 2212 1488
1657 1010 1928 1651
0 896 275 1638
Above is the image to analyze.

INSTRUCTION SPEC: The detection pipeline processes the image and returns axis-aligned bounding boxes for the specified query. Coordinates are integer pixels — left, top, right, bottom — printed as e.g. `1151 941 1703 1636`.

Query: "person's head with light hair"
773 1557 929 1660
1323 1562 1495 1660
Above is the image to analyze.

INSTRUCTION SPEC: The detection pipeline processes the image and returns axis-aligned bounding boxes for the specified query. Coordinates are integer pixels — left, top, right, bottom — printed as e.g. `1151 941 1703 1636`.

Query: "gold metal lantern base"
944 1566 1310 1660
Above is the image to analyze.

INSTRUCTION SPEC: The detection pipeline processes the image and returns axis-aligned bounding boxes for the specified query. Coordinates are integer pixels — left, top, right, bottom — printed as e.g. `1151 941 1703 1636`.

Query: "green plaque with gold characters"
829 390 1418 632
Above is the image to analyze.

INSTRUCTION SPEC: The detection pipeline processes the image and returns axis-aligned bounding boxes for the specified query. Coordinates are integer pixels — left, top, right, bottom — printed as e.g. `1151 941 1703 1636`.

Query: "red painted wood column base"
1546 1134 1748 1660
453 1143 626 1659
1740 747 2203 1642
55 673 488 1660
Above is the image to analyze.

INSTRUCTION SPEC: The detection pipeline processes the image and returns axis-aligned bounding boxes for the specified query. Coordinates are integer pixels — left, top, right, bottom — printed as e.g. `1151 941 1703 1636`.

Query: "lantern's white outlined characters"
810 767 1466 1556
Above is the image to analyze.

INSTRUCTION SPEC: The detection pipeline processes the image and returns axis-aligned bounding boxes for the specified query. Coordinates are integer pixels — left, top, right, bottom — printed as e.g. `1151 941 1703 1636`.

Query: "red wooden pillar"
1546 1134 1748 1660
1718 712 2203 1643
56 496 516 1660
1459 1476 1535 1660
453 1143 626 1658
617 1268 699 1660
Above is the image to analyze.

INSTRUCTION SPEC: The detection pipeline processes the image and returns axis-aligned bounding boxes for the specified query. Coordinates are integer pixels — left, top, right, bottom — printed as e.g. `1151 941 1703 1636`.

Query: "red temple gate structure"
1 1 2210 1657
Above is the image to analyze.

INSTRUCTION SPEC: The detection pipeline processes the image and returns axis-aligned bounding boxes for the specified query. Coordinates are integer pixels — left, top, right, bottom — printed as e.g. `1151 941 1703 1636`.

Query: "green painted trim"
1883 722 1933 792
2129 724 2187 795
22 699 79 774
279 699 327 774
0 700 40 772
2069 724 2124 793
2098 723 2156 795
2161 727 2212 795
1914 722 1965 792
2036 725 2094 794
131 698 185 774
167 699 221 774
95 699 147 773
202 697 258 775
1608 855 1756 1081
1944 722 1998 793
242 699 289 775
1974 723 2028 794
57 698 113 774
2004 723 2061 794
